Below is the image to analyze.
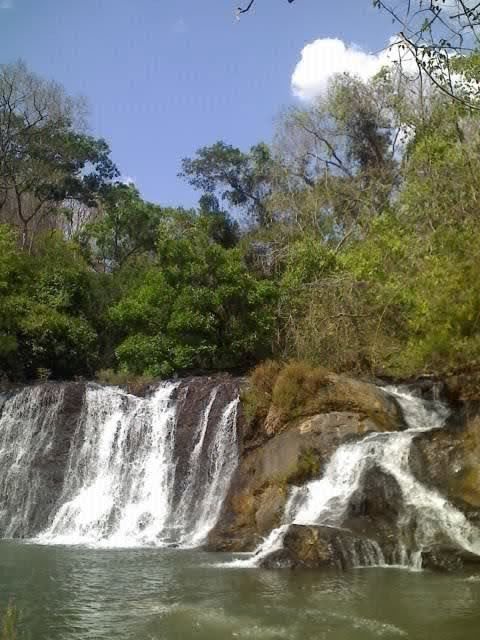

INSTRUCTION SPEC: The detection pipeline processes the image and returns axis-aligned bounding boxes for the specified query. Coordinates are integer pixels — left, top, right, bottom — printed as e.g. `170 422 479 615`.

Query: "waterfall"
240 387 480 569
0 385 66 538
175 399 240 547
0 379 240 548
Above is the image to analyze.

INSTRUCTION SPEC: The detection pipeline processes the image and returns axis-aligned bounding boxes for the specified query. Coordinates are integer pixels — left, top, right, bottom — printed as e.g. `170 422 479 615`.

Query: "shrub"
241 359 282 422
95 369 155 395
1 601 18 640
285 448 322 486
271 361 329 419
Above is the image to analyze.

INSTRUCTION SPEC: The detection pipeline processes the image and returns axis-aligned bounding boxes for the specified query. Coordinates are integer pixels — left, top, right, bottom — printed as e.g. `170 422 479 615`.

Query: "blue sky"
0 0 394 207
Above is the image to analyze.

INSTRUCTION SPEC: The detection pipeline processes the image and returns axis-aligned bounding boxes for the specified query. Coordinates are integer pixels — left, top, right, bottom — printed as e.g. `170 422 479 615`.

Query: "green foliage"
4 58 480 384
110 217 277 377
0 229 101 379
82 184 164 269
179 141 274 225
0 601 18 640
0 225 28 376
285 448 322 486
0 62 117 248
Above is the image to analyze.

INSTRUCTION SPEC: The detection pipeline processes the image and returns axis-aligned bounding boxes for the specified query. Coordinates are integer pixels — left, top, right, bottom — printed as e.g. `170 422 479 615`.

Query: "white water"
0 381 240 548
0 386 65 537
178 398 240 547
236 387 480 569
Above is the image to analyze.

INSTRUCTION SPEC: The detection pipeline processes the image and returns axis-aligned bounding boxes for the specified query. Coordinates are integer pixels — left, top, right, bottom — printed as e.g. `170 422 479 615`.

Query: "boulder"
264 371 406 438
409 408 480 515
422 545 480 572
259 525 383 570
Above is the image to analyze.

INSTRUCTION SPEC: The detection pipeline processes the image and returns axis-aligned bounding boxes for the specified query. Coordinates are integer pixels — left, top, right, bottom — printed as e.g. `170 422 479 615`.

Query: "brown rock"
209 375 407 552
410 407 480 514
259 525 383 570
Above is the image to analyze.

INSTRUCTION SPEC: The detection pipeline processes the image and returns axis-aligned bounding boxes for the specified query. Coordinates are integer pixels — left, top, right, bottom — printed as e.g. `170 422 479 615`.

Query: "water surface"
1 542 480 639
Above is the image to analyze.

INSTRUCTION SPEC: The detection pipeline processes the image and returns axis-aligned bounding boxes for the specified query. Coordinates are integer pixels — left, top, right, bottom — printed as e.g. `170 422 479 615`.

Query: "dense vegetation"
0 602 17 640
1 57 480 383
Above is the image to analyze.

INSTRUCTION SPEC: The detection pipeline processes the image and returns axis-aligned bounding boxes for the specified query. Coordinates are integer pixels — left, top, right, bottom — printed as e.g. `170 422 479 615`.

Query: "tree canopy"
2 56 480 382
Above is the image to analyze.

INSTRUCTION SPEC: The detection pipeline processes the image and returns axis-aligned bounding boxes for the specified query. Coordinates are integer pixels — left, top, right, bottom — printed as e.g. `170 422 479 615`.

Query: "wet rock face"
0 376 243 542
409 405 480 516
170 375 241 506
0 382 86 537
422 546 480 572
208 377 407 552
207 411 379 552
260 525 383 570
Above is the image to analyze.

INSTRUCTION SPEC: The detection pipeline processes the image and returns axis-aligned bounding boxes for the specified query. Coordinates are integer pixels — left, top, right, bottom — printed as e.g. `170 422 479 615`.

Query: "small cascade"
176 398 240 547
242 387 480 569
0 385 66 537
0 378 240 548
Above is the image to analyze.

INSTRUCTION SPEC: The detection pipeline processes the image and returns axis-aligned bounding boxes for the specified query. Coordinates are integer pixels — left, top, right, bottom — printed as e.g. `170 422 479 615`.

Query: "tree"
238 1 480 107
110 218 276 376
179 141 275 226
82 183 164 271
270 73 399 241
371 2 480 108
0 226 101 379
236 0 295 16
197 194 240 248
0 62 118 250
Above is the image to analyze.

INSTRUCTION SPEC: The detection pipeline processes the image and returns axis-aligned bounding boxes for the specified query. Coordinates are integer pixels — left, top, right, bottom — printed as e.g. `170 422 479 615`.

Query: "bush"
285 448 321 486
1 601 18 640
95 368 155 395
271 361 329 419
241 359 282 422
243 360 333 429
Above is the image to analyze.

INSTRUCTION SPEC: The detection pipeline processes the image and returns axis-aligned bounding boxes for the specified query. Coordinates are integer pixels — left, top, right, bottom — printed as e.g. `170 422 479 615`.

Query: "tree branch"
237 0 295 16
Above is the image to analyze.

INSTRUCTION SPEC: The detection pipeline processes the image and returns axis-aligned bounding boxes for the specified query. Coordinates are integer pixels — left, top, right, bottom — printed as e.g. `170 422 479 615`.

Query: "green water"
1 542 480 639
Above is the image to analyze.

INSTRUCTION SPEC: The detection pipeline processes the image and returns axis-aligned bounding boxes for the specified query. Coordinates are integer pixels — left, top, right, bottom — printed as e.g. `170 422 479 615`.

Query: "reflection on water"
1 542 480 639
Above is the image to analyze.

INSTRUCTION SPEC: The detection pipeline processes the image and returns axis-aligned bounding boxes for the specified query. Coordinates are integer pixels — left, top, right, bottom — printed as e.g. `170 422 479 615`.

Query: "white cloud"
0 1 13 8
291 37 416 101
119 175 136 186
172 17 188 34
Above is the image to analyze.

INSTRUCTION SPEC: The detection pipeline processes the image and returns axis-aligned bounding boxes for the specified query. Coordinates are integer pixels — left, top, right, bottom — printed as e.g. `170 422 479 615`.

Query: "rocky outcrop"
208 376 406 552
262 370 406 439
422 545 480 572
342 465 408 562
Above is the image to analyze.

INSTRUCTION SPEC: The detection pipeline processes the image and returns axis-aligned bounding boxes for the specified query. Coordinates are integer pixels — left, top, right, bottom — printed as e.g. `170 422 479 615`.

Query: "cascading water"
239 386 480 569
0 385 66 538
174 398 240 547
0 379 240 548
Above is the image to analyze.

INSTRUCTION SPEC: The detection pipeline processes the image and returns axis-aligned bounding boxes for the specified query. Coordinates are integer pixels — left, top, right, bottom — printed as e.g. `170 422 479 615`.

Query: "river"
1 542 480 640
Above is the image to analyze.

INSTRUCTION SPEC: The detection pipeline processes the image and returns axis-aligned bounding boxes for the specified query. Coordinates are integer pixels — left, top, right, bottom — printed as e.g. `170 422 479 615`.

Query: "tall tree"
271 73 399 239
179 141 275 226
0 62 118 250
83 184 164 271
